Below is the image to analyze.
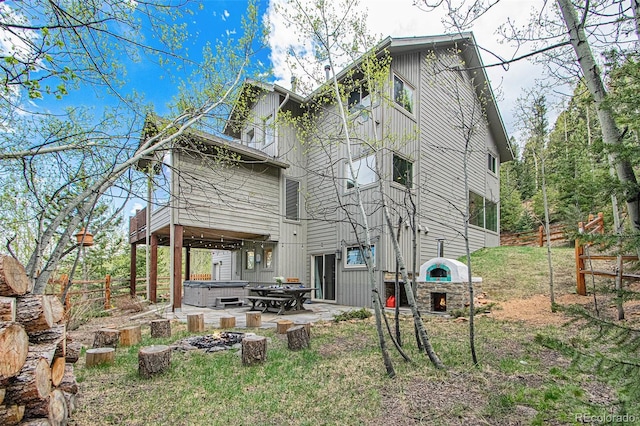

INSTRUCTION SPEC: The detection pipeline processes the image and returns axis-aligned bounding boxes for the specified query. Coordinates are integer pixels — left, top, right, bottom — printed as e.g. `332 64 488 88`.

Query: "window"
468 191 484 228
485 200 498 232
285 179 300 221
345 245 375 267
264 248 273 269
264 114 275 147
246 250 255 270
247 128 256 148
487 153 497 174
348 86 371 113
393 74 414 113
392 154 413 188
346 154 377 190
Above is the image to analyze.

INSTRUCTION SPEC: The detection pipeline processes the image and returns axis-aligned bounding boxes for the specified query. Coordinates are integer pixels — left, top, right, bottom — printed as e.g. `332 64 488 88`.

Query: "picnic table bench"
246 286 314 315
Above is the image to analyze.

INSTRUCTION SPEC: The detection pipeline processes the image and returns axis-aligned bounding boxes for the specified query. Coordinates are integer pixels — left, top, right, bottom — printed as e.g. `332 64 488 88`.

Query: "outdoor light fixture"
335 249 342 260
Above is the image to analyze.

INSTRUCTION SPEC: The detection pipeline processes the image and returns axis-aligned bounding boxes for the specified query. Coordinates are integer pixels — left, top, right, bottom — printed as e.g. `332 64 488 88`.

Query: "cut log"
19 418 50 426
0 296 16 321
57 364 77 395
0 404 25 425
85 347 115 367
241 335 267 366
28 342 58 365
187 313 204 333
29 324 66 359
138 345 171 378
149 319 171 338
0 322 29 384
23 389 68 426
50 357 65 387
6 356 51 405
119 325 141 347
64 339 81 364
62 391 76 415
294 322 311 338
92 328 119 348
245 311 262 328
287 325 310 351
220 315 236 329
276 319 293 334
0 255 31 296
0 388 4 405
15 296 53 333
46 295 65 324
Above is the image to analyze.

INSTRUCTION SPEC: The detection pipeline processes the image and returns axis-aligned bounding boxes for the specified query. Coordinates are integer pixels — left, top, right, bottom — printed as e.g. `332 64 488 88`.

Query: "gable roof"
226 32 513 162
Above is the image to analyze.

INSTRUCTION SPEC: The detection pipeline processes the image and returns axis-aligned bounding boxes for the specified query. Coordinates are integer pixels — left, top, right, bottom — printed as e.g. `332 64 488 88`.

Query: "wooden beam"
173 225 183 311
130 243 137 296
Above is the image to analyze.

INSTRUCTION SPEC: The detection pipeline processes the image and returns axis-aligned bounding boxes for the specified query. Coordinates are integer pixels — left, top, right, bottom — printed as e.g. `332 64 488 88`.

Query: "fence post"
575 241 586 295
105 274 111 310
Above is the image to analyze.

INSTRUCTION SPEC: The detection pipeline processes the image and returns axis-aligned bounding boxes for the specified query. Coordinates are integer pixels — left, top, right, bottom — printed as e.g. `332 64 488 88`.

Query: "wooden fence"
47 275 171 311
500 224 568 247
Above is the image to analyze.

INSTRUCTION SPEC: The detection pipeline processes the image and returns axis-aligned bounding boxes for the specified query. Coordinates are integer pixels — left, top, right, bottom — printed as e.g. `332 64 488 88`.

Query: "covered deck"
129 207 270 310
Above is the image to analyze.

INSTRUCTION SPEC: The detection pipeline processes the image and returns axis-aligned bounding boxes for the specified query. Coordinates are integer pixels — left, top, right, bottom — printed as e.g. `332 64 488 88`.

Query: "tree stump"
50 357 65 387
0 296 16 321
220 315 236 329
119 325 141 347
287 325 310 350
92 328 119 348
19 419 50 426
15 295 53 333
150 319 171 338
241 335 267 366
6 356 51 405
187 313 204 333
0 404 25 425
276 319 293 334
138 345 171 378
294 322 311 338
0 322 29 383
0 254 31 296
245 311 261 328
24 388 68 426
85 347 115 367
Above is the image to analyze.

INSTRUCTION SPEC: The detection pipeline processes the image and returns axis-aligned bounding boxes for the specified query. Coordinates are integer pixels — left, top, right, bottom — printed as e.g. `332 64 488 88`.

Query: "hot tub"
183 280 249 307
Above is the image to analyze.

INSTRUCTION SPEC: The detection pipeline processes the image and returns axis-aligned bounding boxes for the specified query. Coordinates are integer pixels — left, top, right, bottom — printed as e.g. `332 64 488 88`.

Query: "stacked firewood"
0 255 80 426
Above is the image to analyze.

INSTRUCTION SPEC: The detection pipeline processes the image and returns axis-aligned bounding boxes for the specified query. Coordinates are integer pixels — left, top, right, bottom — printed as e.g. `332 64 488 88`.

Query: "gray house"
129 32 513 311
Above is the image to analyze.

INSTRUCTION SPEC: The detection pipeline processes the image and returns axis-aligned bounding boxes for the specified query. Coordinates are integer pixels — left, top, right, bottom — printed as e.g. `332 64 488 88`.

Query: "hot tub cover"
416 257 482 283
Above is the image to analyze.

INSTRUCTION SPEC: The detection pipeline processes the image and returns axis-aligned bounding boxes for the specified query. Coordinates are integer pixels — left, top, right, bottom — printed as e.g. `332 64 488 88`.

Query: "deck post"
185 247 191 281
130 243 137 296
150 234 158 303
173 224 183 311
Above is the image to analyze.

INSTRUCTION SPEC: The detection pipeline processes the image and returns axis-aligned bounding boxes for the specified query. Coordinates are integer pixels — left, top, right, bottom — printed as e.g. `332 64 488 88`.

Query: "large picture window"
285 178 300 221
345 245 376 267
346 154 377 190
393 74 414 113
469 191 498 232
392 154 413 188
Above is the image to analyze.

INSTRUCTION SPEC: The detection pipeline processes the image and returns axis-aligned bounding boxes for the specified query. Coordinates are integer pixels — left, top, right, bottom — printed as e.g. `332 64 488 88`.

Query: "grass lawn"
68 247 638 425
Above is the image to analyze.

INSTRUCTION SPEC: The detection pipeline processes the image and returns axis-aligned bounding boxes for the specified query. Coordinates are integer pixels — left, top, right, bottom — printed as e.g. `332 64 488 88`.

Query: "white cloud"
130 203 143 215
223 10 230 21
267 0 551 137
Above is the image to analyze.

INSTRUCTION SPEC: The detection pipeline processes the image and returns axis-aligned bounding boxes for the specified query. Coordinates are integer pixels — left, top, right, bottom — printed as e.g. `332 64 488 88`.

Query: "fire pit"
416 241 481 314
171 332 245 353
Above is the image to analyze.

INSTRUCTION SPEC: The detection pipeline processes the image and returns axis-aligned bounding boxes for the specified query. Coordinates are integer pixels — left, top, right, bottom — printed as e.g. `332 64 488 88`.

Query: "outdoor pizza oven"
416 240 482 314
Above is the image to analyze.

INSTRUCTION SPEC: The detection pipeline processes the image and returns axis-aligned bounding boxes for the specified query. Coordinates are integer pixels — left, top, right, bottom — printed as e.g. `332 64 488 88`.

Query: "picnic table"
247 285 314 315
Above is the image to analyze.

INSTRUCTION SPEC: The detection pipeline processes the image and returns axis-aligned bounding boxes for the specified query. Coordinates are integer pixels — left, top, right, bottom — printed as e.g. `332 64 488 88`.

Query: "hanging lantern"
75 228 94 247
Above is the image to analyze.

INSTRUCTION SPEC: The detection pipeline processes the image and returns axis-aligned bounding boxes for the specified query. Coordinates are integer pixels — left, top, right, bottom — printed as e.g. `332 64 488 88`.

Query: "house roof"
140 115 289 172
225 32 513 162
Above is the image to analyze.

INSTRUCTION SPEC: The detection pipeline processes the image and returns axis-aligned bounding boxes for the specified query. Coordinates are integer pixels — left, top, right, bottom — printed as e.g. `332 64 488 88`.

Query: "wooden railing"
129 208 147 244
189 273 212 280
47 274 170 311
500 224 568 247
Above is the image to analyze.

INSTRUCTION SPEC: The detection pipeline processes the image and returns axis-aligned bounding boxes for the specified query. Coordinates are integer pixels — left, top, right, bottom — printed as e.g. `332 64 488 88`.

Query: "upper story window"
348 86 371 113
393 74 414 114
487 153 497 174
392 154 413 188
346 154 377 190
246 128 256 149
285 178 300 221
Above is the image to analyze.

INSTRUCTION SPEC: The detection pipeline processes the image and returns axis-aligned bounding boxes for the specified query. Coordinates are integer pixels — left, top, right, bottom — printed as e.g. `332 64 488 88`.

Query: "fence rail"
500 224 568 247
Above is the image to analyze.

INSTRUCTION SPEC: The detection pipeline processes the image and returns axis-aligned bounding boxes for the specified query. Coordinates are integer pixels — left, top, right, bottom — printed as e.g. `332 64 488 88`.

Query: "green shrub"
333 308 372 322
